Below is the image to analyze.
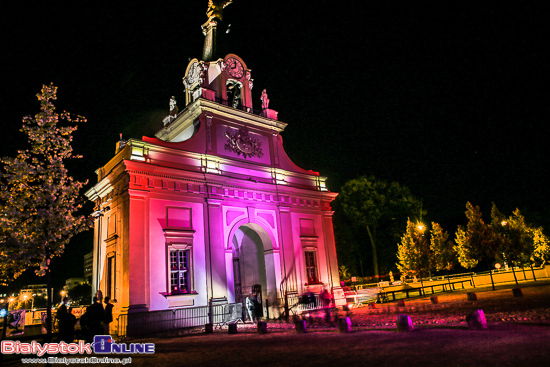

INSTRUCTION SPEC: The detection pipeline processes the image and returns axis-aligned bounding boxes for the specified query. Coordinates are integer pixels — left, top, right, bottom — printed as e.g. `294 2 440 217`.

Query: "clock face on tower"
225 57 244 79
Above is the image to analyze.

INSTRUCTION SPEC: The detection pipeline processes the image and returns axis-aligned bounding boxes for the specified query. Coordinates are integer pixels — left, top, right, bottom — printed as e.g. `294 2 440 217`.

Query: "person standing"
320 288 333 324
56 297 69 342
86 296 104 340
320 288 332 308
245 294 256 323
103 297 114 334
65 307 76 343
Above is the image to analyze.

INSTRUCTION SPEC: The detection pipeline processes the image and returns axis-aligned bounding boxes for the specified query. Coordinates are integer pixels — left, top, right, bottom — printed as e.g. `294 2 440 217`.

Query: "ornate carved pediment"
224 127 264 159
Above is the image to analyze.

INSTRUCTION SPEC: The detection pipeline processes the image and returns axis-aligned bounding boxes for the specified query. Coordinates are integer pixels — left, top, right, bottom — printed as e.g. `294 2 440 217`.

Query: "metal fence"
117 302 242 337
282 292 323 316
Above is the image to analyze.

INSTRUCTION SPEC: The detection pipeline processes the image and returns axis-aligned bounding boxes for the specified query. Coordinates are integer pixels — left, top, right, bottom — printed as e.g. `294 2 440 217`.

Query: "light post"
416 222 428 291
60 290 66 304
21 294 35 310
501 221 509 271
21 294 28 309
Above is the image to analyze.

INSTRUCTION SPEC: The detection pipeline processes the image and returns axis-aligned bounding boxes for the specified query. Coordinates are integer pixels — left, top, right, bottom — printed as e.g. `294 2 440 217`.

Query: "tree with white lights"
0 84 90 341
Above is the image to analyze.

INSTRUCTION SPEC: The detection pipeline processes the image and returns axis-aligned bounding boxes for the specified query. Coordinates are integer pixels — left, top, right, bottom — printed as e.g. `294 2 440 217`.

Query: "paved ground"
2 281 550 366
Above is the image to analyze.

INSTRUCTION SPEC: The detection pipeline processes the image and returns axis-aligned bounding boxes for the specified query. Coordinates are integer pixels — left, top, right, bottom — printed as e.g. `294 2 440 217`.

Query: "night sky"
1 1 547 288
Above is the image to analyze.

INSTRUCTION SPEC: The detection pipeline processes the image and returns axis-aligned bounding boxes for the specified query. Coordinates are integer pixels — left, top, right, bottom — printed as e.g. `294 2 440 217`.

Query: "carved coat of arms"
224 128 264 159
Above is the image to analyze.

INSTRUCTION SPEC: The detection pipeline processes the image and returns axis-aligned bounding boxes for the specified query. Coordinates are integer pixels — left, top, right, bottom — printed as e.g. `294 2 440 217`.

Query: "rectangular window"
170 249 189 294
305 251 319 284
106 256 115 299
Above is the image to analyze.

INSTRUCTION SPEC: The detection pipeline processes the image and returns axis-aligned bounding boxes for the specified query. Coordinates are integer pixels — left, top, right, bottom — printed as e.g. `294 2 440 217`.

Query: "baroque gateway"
85 1 342 335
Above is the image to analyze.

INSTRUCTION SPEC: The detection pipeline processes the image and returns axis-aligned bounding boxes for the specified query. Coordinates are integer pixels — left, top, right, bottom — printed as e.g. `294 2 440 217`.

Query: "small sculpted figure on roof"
261 89 269 110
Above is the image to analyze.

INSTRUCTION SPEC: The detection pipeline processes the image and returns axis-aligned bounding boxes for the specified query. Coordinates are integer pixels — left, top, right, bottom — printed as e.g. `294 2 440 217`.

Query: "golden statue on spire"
202 0 233 62
206 0 233 22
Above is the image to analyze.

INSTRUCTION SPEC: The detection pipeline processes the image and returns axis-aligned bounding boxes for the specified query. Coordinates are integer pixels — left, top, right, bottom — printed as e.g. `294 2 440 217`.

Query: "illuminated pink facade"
86 53 342 328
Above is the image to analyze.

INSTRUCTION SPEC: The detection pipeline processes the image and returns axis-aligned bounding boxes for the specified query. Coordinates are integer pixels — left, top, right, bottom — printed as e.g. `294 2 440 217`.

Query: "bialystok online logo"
1 335 155 357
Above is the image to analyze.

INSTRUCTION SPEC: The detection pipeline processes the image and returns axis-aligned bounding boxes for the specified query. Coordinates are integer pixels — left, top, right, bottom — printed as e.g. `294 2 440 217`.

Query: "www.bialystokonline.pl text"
21 357 132 364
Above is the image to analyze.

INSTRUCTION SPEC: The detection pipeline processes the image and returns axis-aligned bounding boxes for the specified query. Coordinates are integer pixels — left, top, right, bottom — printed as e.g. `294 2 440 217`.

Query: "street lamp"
21 294 28 309
21 294 35 310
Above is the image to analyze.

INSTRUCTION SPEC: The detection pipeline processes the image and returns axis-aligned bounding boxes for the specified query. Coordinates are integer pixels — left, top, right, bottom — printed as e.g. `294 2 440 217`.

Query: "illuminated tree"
0 84 90 341
454 202 500 290
430 222 455 285
531 227 549 266
490 204 530 284
339 176 423 279
338 265 350 280
491 204 549 282
396 220 431 290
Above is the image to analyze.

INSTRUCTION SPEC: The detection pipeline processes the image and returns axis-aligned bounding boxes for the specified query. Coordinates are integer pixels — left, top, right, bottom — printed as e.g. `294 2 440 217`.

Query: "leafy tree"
454 202 500 290
339 176 423 279
396 220 431 290
531 227 549 266
332 199 362 277
491 204 549 282
338 265 350 280
490 204 531 284
430 221 455 285
0 84 90 341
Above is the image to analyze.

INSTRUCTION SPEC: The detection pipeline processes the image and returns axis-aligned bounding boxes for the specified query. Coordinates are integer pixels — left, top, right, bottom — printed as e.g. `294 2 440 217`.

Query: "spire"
201 0 233 62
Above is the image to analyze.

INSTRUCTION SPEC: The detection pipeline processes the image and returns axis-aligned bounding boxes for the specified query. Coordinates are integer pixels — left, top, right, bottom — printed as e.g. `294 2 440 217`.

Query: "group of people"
298 288 333 309
245 286 334 323
56 294 114 343
55 298 77 342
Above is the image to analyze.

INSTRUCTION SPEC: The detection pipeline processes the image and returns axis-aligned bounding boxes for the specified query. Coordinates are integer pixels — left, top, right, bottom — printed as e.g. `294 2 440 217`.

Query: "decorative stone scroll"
224 128 264 159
